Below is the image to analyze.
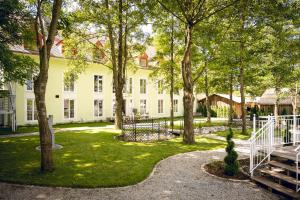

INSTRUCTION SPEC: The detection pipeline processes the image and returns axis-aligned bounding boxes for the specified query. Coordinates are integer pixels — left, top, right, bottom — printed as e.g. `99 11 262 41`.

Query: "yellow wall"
15 55 197 126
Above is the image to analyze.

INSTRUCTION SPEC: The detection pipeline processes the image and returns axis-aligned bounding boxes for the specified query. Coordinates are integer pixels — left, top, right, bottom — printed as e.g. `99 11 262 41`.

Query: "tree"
63 0 149 129
156 0 238 144
224 128 239 176
0 0 37 87
262 0 299 119
151 14 182 129
33 0 63 172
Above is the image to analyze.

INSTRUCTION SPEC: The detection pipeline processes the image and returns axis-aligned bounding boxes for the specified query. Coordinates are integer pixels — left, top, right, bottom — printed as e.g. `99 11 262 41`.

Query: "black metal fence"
121 118 173 142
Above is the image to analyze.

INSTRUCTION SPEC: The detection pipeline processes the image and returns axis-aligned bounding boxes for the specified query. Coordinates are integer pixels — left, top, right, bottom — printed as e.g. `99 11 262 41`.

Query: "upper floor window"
26 78 34 91
140 58 147 67
173 99 178 113
27 98 37 121
94 75 103 93
64 74 75 92
64 99 75 119
158 99 164 114
123 78 133 94
140 79 146 94
158 80 163 94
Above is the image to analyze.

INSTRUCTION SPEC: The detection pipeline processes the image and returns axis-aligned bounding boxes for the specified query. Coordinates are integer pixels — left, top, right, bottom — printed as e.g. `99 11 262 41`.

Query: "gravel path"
0 150 278 200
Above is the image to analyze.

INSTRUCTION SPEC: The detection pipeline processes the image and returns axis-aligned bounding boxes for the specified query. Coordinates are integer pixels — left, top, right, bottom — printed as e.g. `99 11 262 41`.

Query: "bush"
224 128 239 176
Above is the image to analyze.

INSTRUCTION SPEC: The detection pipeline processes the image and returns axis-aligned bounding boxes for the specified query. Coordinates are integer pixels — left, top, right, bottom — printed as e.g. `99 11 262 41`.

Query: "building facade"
6 54 194 127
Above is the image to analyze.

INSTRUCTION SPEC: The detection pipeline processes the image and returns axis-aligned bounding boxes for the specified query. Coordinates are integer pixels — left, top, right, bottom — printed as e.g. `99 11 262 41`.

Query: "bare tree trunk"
182 24 195 144
239 1 247 135
114 0 124 129
229 73 234 126
34 0 62 172
170 17 174 130
204 60 211 123
274 87 280 127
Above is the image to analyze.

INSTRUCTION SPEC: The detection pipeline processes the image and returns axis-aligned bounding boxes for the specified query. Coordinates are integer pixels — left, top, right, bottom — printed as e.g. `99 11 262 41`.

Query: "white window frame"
139 78 147 94
26 98 38 122
64 99 75 119
173 99 179 113
25 78 34 91
158 80 164 94
94 75 103 93
63 73 75 92
94 99 103 117
140 99 147 115
158 99 164 114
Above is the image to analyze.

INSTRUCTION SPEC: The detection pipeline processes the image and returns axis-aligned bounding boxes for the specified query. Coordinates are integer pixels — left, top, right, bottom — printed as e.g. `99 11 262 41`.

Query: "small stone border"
201 161 251 183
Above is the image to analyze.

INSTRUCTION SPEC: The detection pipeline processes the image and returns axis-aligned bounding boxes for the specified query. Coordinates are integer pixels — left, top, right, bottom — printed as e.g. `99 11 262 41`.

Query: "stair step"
268 160 300 173
260 168 300 185
272 150 298 161
252 176 300 199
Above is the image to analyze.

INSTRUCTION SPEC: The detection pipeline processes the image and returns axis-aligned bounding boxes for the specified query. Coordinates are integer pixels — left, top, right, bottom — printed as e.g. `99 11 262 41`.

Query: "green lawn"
214 128 252 140
171 121 228 130
0 131 225 188
0 121 113 135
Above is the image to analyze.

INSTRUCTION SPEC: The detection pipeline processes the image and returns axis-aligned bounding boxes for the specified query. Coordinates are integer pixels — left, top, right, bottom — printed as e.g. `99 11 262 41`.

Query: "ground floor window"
94 99 103 117
158 99 163 114
140 99 147 115
64 99 75 119
27 98 37 121
173 99 178 113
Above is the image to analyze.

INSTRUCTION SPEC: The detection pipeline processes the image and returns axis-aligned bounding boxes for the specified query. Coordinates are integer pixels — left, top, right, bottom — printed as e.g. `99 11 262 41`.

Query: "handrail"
249 121 272 141
296 149 300 192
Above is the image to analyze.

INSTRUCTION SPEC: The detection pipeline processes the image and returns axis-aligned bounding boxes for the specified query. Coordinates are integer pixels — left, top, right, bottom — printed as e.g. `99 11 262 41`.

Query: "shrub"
224 128 239 176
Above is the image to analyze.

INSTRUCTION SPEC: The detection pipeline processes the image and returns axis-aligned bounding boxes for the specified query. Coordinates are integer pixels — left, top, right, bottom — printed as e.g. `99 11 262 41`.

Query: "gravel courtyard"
0 149 278 200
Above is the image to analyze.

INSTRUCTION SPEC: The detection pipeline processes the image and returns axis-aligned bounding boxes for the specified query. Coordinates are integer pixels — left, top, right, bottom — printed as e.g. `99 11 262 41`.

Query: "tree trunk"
239 1 247 135
34 57 53 172
204 61 211 123
274 87 280 127
182 24 195 144
115 86 123 129
229 73 234 126
33 0 62 173
170 18 175 130
239 65 247 134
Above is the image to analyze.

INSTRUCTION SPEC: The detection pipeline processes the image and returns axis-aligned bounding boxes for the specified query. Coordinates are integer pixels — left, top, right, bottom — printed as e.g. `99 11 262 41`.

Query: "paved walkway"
0 149 278 200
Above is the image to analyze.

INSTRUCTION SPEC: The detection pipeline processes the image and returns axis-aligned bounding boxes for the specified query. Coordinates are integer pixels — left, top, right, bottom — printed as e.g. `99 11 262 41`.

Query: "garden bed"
204 159 250 181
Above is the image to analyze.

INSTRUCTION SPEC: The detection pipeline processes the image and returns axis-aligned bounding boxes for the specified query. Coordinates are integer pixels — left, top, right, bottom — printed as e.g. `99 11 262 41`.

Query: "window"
140 99 146 115
94 75 103 92
158 80 163 94
139 58 147 67
158 99 164 114
27 99 37 121
64 74 75 92
26 78 34 91
94 99 103 117
64 99 75 119
124 78 133 94
173 99 178 113
128 78 133 93
140 79 146 94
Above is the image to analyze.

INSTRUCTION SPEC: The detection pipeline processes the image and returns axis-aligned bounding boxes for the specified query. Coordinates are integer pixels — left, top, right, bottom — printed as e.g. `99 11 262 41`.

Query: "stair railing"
250 115 300 177
250 116 274 176
296 150 300 192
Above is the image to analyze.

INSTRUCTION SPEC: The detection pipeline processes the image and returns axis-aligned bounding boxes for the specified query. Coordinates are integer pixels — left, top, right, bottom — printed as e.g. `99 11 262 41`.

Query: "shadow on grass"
0 130 225 188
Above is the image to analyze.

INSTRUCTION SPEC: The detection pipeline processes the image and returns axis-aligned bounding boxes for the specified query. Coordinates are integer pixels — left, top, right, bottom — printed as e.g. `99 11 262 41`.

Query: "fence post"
268 115 271 162
252 114 256 138
134 119 137 142
293 114 297 145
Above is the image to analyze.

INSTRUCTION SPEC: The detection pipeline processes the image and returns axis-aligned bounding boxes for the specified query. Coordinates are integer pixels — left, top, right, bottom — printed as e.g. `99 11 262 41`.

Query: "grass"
214 128 252 140
171 121 228 130
0 130 225 188
0 121 113 135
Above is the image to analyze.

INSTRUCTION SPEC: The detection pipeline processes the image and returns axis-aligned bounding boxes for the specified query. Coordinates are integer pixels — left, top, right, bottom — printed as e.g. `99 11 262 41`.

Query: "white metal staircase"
249 115 300 198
